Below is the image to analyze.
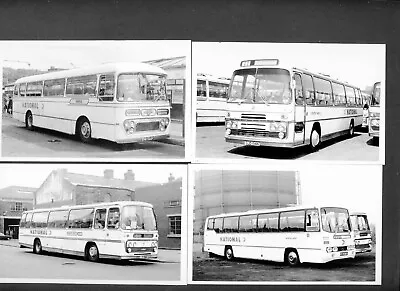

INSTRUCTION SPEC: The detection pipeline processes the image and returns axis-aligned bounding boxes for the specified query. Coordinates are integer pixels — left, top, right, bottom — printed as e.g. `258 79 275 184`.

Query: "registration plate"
340 251 348 256
244 141 261 146
134 241 151 247
141 136 154 141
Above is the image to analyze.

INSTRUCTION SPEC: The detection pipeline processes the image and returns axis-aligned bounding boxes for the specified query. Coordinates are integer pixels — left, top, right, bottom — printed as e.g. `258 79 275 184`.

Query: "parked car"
0 232 12 240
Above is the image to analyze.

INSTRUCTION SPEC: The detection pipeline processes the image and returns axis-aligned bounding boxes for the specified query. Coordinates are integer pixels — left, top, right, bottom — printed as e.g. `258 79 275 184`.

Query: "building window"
11 202 23 211
168 215 181 237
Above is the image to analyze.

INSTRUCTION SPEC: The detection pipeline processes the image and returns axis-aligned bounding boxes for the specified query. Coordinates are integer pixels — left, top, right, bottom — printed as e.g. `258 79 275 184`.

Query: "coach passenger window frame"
19 83 27 97
294 73 304 105
31 211 50 228
313 77 334 107
345 86 357 106
66 75 97 97
43 78 66 97
20 213 27 228
209 81 229 100
257 212 279 232
332 82 347 106
197 79 207 100
239 214 257 232
213 217 223 233
302 73 315 106
98 74 115 102
222 216 239 233
26 81 44 97
48 210 69 229
207 218 215 230
107 207 120 230
25 212 33 228
14 84 19 97
305 208 320 232
68 208 95 229
279 210 306 232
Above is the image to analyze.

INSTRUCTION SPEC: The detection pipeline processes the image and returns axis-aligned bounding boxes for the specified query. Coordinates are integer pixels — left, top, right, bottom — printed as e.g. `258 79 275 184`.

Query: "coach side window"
197 80 207 99
107 208 120 229
302 74 315 105
279 210 306 232
26 82 43 97
14 85 19 97
20 213 27 228
239 215 257 232
257 213 279 232
345 86 356 106
94 209 107 229
294 74 304 105
207 218 215 230
213 218 223 233
31 211 49 228
209 82 229 99
306 209 320 232
19 83 27 97
25 213 33 228
223 216 239 233
44 79 66 97
68 208 94 229
314 77 333 106
332 82 346 106
66 75 97 96
98 74 115 101
48 210 69 228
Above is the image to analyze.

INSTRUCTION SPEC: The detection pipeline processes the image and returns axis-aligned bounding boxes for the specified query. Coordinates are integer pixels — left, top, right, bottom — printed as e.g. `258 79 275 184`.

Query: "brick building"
34 169 182 249
0 186 36 238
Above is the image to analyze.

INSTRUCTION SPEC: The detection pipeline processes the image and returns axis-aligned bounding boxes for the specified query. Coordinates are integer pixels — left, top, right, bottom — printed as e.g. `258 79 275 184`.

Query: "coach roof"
14 62 167 84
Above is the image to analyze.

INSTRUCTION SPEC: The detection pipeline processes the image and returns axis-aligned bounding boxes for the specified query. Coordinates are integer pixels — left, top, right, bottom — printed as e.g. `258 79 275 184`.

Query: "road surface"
196 124 380 161
2 115 184 159
0 244 180 282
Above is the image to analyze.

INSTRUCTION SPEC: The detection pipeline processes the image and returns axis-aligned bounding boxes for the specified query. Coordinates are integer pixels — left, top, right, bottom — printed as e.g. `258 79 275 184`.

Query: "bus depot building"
0 186 36 239
33 169 182 249
193 170 301 236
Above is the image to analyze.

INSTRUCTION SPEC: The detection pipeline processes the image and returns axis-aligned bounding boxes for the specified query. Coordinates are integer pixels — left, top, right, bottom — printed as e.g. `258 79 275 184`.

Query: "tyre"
25 111 34 130
33 239 42 255
309 127 321 151
285 249 300 267
224 246 234 261
85 243 99 262
77 118 92 143
349 121 354 137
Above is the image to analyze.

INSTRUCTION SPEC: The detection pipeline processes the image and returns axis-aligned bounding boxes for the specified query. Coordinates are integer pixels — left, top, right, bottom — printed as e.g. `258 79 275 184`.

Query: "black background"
0 0 399 290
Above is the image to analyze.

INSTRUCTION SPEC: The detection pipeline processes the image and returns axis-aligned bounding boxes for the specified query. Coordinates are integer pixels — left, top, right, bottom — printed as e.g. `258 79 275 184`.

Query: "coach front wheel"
77 118 92 143
224 246 234 260
33 239 42 254
285 249 300 267
25 111 34 130
310 128 321 151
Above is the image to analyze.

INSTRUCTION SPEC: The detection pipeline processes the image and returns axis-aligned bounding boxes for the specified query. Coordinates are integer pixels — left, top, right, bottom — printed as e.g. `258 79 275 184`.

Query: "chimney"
168 173 175 183
104 169 114 179
124 170 135 181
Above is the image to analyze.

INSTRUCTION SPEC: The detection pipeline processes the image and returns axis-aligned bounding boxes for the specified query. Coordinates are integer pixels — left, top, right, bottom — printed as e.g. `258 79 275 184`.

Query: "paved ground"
192 242 376 282
196 124 380 161
1 114 184 158
0 242 181 282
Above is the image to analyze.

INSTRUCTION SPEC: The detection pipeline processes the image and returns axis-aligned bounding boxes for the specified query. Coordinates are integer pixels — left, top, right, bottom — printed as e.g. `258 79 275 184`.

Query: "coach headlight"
332 247 338 252
278 122 287 132
126 241 134 248
326 247 332 253
123 119 136 134
371 119 379 126
151 241 158 247
159 118 170 131
231 120 238 129
226 120 232 128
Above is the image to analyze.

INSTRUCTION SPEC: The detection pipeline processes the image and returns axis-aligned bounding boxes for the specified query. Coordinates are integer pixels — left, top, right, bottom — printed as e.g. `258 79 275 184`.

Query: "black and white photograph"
0 164 187 284
189 164 381 284
0 40 190 160
193 42 385 163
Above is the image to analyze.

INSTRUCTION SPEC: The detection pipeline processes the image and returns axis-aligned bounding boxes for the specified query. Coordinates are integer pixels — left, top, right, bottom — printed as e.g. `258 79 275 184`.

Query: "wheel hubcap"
311 131 319 147
226 249 232 259
288 252 297 264
81 122 90 138
28 116 32 126
89 246 97 257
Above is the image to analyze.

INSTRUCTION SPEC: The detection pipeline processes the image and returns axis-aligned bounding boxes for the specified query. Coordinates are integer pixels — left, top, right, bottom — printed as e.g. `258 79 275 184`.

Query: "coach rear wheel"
349 122 354 137
25 111 34 130
310 128 321 151
86 243 99 262
33 239 42 254
224 246 234 261
285 249 300 267
77 118 92 143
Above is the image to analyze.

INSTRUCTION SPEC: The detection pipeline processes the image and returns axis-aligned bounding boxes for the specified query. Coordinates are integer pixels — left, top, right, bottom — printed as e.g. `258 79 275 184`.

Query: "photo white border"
191 42 386 166
0 40 191 163
0 163 188 285
187 163 382 285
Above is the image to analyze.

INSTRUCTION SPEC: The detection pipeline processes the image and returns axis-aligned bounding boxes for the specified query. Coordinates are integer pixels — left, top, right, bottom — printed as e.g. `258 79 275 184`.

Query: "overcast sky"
0 40 190 70
0 164 185 189
193 42 385 91
300 164 381 225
